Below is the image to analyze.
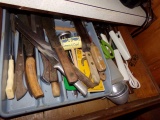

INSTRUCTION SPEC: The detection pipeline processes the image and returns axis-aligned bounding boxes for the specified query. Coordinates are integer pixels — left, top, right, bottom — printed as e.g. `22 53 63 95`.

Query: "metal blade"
15 17 59 63
15 16 97 89
15 34 28 100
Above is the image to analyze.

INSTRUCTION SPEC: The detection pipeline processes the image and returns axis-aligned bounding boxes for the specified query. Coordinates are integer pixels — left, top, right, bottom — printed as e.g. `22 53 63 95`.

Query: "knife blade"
15 34 28 100
15 17 98 96
41 16 78 84
30 14 50 84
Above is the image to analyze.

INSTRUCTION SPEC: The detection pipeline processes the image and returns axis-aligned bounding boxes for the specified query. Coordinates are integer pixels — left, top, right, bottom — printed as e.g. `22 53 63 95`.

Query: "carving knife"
18 14 44 99
33 15 61 97
15 17 98 96
15 34 28 100
41 16 78 84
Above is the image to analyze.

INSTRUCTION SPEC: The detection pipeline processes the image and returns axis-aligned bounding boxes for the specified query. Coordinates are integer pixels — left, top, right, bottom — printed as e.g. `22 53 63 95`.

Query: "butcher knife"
15 17 92 96
41 16 78 84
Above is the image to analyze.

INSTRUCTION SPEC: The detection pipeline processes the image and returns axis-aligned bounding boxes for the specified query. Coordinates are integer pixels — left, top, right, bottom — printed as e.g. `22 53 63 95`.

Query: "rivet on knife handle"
42 17 78 84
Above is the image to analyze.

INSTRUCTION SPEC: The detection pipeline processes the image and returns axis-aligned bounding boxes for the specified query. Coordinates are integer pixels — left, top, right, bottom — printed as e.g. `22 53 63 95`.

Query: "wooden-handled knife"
33 14 61 97
41 16 78 84
73 19 106 84
18 14 44 99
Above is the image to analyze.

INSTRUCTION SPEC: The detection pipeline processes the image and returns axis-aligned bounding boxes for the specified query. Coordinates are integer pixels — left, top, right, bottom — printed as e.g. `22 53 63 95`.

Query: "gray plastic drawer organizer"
0 9 112 117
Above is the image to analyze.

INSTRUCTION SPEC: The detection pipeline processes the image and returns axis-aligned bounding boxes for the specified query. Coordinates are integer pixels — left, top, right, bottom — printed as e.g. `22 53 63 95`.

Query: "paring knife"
18 14 44 99
15 34 28 100
15 17 95 96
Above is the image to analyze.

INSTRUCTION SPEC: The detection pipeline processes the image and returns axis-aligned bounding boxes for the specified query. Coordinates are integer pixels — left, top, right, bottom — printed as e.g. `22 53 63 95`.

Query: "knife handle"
26 57 44 98
55 47 78 84
49 65 61 97
109 30 131 60
5 58 15 99
85 52 100 84
99 71 106 81
51 82 60 97
90 43 106 72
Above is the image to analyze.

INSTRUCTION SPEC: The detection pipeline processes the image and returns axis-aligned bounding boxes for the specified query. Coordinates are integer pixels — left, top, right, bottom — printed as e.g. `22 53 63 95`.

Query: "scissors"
100 39 114 59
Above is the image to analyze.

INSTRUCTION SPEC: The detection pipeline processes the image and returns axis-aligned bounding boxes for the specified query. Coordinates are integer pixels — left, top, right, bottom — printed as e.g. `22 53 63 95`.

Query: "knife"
15 17 95 96
5 14 15 99
41 16 78 84
73 19 101 84
30 14 50 84
18 14 44 99
33 14 61 97
15 34 28 100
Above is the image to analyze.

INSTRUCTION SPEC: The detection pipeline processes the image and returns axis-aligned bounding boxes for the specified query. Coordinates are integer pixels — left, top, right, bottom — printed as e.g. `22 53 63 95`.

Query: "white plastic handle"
109 30 131 60
100 33 109 43
117 31 131 58
5 58 15 99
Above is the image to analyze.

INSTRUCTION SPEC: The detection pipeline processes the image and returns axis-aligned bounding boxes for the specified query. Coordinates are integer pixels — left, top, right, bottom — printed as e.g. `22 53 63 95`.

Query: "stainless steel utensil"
107 82 129 105
108 81 125 97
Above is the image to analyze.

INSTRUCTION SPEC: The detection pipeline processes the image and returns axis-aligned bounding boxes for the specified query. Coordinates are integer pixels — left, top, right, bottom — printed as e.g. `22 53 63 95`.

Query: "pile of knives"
5 13 108 100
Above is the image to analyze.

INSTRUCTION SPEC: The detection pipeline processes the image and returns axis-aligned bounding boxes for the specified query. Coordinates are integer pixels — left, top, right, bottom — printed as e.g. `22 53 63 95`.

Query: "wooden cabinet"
0 1 160 119
134 0 160 87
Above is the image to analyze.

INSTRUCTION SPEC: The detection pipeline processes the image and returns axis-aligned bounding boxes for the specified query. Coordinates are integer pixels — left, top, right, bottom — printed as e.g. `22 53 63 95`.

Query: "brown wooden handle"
99 71 106 81
90 43 106 72
41 17 78 84
85 51 100 84
55 47 78 84
26 57 44 98
51 82 60 97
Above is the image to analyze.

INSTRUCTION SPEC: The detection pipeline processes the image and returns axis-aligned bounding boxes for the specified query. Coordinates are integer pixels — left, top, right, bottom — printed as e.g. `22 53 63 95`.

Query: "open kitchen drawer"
0 8 160 119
